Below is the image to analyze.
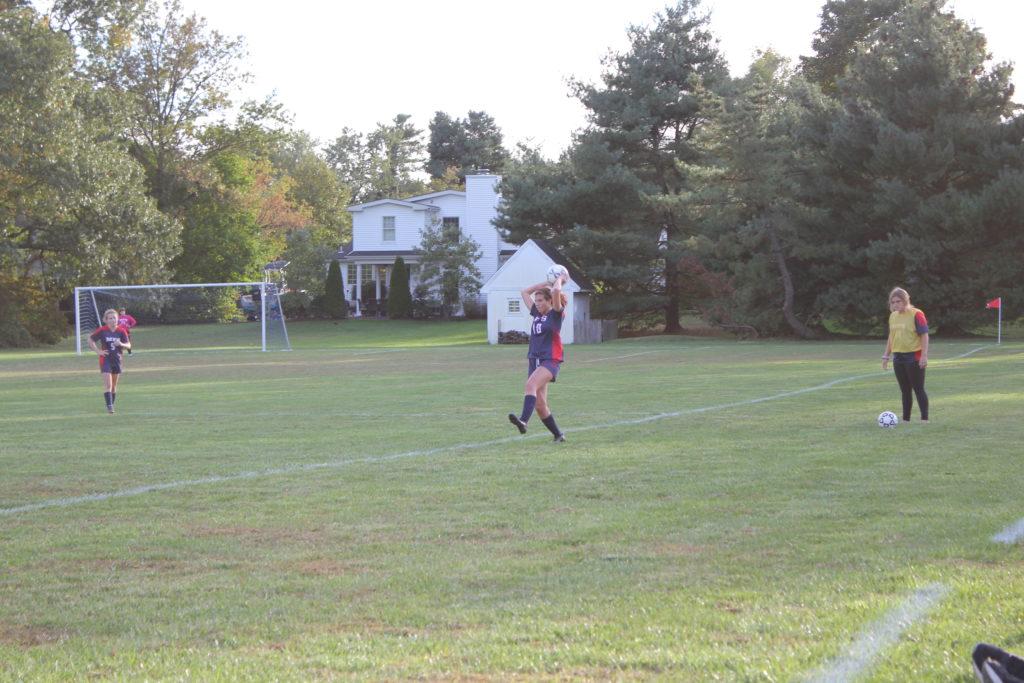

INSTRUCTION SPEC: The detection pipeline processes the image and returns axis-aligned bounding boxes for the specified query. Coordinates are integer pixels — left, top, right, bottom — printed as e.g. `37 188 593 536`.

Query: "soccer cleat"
553 433 566 443
106 406 115 414
508 413 527 434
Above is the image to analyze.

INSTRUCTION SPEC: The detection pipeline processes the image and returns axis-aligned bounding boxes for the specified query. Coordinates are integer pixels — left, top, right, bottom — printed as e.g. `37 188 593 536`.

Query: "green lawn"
1 320 1022 681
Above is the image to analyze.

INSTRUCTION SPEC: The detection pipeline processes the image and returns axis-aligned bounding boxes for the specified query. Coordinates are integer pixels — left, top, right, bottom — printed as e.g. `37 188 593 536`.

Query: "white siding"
411 193 465 224
345 178 507 310
352 204 435 251
465 175 502 284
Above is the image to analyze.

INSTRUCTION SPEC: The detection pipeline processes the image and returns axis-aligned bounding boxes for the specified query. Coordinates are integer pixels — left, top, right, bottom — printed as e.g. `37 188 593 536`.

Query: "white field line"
0 355 392 380
806 583 949 683
0 345 994 518
577 350 662 363
993 519 1024 544
576 346 715 364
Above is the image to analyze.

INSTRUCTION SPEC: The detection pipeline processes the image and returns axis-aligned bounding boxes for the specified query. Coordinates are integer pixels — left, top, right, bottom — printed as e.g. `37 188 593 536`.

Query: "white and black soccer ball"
545 263 569 285
878 411 899 428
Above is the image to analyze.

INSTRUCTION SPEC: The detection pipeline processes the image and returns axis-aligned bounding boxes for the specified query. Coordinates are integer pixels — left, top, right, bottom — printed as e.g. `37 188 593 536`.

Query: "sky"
180 0 1024 159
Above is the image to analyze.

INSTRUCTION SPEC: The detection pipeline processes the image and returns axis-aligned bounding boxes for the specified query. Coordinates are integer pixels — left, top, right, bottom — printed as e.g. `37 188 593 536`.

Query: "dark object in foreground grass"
973 643 1024 683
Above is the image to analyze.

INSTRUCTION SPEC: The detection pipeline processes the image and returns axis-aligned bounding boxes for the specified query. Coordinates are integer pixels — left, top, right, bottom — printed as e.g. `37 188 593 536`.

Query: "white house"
479 239 595 345
335 173 517 314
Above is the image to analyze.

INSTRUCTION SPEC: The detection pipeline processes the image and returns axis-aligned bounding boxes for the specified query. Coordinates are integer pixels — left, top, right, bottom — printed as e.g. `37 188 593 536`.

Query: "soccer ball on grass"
877 411 899 428
545 264 569 285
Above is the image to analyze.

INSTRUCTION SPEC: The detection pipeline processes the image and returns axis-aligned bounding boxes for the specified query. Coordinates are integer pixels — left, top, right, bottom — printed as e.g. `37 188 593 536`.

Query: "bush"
0 274 68 347
0 317 35 347
323 260 347 319
158 289 241 324
387 257 412 319
411 284 440 319
281 291 314 319
461 297 486 319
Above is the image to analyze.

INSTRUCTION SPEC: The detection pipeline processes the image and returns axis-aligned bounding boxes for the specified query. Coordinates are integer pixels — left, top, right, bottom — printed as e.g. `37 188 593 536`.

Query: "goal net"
74 282 291 354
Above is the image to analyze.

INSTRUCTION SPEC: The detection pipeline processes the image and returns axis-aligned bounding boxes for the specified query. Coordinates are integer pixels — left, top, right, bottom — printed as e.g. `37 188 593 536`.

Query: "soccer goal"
74 282 291 354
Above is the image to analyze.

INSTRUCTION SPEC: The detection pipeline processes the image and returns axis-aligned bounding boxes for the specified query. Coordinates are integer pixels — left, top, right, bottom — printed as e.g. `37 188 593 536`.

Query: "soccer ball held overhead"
546 264 569 285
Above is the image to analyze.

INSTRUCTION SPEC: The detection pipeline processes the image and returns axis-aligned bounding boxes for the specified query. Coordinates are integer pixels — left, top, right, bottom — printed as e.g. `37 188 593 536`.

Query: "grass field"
1 320 1022 681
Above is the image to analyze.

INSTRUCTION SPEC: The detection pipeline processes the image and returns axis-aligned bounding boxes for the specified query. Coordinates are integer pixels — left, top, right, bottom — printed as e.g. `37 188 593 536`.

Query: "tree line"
498 0 1023 336
0 0 508 344
3 0 1021 345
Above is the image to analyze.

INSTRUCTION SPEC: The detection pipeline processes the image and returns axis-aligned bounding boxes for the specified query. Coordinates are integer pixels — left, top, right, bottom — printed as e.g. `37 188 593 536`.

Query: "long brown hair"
536 287 568 308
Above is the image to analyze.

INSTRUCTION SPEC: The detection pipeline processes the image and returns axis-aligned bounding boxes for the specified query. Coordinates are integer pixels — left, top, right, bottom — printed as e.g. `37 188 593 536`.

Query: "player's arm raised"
550 275 565 312
520 282 548 311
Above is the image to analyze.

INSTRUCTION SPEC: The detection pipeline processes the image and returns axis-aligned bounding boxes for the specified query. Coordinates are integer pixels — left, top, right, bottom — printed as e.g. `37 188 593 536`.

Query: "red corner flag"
986 297 1002 309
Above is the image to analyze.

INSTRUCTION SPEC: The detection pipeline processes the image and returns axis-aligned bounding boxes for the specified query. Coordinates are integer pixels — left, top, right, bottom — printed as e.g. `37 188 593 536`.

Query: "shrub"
0 274 68 347
281 291 314 319
323 260 347 319
461 297 486 319
387 257 412 319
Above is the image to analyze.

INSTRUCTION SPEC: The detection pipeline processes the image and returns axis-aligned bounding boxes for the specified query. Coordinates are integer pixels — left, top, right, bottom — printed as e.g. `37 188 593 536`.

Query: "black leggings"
893 361 928 421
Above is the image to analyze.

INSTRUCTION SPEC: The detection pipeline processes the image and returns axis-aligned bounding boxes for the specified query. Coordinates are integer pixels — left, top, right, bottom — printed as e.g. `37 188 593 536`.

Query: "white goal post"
74 281 291 354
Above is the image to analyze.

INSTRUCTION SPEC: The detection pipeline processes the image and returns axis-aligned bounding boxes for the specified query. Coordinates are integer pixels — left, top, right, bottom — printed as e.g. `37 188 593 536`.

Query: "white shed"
480 239 594 345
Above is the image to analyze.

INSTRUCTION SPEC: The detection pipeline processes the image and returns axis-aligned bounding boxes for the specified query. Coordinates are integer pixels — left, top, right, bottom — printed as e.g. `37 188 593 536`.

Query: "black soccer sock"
104 391 112 408
541 415 561 437
520 395 537 423
111 392 116 405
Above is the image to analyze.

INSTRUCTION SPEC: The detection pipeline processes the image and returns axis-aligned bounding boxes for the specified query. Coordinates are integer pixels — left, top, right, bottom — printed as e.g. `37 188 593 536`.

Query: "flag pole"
997 299 1002 345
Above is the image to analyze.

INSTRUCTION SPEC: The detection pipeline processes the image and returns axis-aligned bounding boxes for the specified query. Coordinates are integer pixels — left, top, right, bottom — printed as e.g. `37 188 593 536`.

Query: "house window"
382 216 396 241
442 216 460 242
508 299 521 314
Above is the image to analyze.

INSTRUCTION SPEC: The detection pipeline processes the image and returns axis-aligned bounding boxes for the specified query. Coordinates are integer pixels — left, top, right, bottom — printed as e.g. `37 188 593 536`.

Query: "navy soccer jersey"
527 304 564 361
90 326 129 372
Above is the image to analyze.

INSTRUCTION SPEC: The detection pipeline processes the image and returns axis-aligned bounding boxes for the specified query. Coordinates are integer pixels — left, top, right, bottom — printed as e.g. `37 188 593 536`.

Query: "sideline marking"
0 345 994 517
993 518 1024 544
577 347 715 364
577 350 661 363
807 583 948 682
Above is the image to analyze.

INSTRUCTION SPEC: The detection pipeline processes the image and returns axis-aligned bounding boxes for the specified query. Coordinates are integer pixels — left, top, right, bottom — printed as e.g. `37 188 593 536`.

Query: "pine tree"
387 257 412 319
797 1 1024 332
323 259 347 319
695 52 824 337
498 1 727 330
426 110 509 181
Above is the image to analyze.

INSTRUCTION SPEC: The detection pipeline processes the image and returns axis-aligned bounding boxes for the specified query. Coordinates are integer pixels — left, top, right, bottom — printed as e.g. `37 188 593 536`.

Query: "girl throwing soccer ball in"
508 274 567 442
88 309 131 414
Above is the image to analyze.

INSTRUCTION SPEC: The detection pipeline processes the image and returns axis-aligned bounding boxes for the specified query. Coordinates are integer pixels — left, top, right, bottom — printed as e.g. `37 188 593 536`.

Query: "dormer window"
382 216 396 241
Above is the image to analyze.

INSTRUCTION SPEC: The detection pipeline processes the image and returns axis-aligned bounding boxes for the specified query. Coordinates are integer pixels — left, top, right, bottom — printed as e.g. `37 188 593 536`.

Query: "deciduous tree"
417 219 482 319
